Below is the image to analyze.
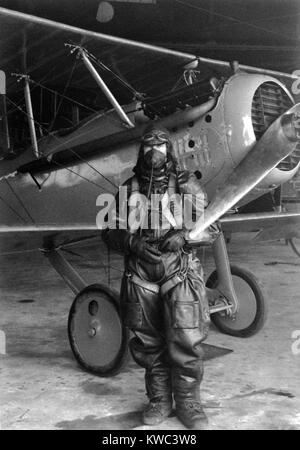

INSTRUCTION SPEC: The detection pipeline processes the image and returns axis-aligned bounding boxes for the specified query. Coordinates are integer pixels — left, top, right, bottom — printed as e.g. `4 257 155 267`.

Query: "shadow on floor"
55 411 143 430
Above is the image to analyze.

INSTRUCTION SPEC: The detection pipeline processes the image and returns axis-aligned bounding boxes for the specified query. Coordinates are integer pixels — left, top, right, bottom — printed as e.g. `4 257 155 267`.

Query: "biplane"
1 6 300 376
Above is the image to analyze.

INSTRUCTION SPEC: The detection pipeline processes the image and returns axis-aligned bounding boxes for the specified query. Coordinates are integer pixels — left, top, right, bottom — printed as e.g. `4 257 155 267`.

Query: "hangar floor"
1 234 300 430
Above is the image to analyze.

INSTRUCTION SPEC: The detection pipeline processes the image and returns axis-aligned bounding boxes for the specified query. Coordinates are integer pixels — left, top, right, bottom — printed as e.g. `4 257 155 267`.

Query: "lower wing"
220 211 300 241
0 225 100 256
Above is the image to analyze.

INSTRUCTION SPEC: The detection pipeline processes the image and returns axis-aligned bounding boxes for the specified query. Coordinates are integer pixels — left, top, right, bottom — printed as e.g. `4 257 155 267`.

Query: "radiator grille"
251 82 300 171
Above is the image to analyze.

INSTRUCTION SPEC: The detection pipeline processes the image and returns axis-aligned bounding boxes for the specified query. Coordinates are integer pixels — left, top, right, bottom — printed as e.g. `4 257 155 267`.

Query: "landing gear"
43 246 129 376
206 265 267 337
205 232 267 337
43 231 267 376
68 284 129 376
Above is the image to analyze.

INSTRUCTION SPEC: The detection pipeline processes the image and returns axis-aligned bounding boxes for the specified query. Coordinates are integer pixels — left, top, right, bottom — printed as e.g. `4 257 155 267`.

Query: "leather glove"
186 223 220 244
159 229 187 252
129 235 162 264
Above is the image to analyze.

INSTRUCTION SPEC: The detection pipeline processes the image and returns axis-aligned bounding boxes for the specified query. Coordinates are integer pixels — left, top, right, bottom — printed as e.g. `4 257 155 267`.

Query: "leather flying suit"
102 131 213 427
102 171 211 378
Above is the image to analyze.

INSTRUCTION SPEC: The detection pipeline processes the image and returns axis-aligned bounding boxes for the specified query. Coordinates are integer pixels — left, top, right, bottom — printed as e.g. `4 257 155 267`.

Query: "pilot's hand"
129 235 162 264
189 228 212 242
159 229 187 252
187 225 219 244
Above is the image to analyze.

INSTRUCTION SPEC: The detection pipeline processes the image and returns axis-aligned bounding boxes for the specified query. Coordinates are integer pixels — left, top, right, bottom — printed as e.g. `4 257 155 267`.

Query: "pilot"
102 125 214 429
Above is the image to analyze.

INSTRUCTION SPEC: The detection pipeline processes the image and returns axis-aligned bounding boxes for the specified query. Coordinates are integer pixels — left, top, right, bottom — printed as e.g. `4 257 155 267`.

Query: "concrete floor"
1 234 300 430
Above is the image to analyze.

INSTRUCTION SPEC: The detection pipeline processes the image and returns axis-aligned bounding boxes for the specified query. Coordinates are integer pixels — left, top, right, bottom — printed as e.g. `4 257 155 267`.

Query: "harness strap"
130 173 177 197
168 172 177 195
160 271 186 297
126 270 187 297
126 271 160 294
130 176 139 192
129 173 181 231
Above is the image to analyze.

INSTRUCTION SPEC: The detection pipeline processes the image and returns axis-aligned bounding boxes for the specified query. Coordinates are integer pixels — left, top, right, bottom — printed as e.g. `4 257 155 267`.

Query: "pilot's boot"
142 365 173 426
173 370 208 429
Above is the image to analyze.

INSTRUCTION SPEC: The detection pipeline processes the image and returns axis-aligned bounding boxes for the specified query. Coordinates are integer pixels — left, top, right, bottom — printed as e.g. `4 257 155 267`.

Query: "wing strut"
12 73 39 158
67 45 134 129
0 71 10 154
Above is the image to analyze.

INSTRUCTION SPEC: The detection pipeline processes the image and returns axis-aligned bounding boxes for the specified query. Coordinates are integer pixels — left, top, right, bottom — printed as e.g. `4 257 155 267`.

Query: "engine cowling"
221 73 300 206
251 80 300 181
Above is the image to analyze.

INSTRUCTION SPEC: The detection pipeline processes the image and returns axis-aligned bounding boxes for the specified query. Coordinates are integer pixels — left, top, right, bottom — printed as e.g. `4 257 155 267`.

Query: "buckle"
177 271 186 282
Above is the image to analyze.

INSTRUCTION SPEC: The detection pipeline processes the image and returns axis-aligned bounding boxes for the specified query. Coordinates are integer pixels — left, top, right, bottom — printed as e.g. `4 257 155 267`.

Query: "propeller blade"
188 104 300 241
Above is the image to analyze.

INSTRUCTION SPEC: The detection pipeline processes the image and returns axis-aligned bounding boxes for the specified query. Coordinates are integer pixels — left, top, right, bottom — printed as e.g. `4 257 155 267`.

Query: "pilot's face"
143 142 167 155
143 143 168 169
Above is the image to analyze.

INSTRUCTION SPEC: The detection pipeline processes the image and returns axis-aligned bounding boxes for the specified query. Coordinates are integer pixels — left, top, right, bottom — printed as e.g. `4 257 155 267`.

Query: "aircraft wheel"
287 238 300 257
206 265 267 337
68 284 129 376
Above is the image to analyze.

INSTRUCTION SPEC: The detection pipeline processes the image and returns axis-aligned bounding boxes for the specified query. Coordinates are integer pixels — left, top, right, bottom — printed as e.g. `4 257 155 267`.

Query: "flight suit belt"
160 273 186 296
126 271 186 296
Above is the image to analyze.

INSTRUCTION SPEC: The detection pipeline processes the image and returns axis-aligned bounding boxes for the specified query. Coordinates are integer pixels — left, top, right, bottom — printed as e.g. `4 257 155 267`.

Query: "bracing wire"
5 179 36 224
0 193 27 223
48 60 77 131
90 53 143 99
30 78 98 114
6 97 118 194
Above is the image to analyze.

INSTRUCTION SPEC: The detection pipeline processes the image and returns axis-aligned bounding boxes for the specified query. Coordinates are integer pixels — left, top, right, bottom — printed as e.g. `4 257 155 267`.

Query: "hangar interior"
1 236 300 430
1 0 300 431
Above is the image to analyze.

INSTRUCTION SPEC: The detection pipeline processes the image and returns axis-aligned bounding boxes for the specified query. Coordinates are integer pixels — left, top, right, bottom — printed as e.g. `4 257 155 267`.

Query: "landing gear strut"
206 233 267 337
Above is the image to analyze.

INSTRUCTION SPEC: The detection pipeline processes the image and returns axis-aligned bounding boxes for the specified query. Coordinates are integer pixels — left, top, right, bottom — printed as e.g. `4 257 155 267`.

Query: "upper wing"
220 211 300 241
0 6 197 105
0 6 298 103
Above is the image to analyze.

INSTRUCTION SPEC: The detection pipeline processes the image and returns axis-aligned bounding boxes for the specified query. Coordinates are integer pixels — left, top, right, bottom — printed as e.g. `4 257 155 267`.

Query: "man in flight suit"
102 126 213 429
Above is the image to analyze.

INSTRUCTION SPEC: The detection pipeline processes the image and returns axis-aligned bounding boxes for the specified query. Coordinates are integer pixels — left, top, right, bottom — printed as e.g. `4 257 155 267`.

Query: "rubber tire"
206 265 267 338
68 283 129 377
